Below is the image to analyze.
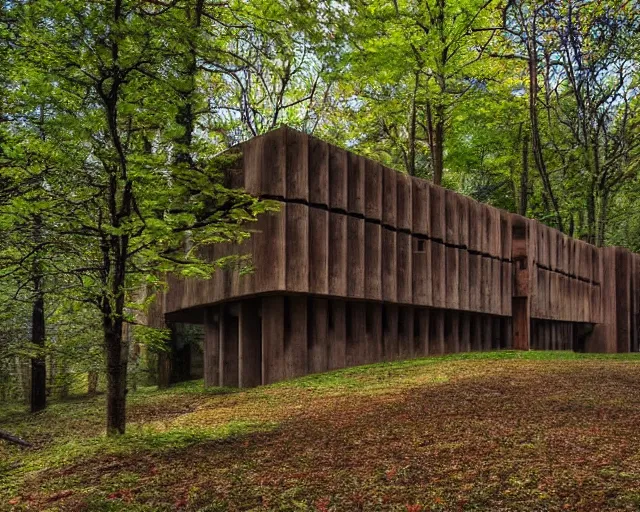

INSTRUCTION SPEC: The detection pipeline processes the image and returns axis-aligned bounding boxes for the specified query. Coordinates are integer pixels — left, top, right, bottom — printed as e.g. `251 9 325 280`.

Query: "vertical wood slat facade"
156 126 640 388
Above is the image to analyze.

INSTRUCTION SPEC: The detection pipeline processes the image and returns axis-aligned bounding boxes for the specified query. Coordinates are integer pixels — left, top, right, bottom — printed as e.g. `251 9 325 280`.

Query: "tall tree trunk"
433 106 445 186
568 214 575 238
425 100 435 177
30 288 46 412
519 128 529 216
408 71 419 176
585 182 596 244
526 18 563 231
596 189 608 247
105 315 128 435
174 0 204 165
102 0 131 436
17 356 29 403
103 227 130 434
31 107 47 412
30 215 46 412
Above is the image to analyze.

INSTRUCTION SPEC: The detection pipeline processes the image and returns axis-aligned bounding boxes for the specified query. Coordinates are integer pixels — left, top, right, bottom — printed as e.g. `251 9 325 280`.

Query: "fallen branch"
0 429 31 448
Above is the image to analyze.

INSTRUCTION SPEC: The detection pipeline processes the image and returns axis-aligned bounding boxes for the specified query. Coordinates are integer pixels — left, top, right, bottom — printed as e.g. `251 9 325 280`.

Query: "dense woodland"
0 0 638 435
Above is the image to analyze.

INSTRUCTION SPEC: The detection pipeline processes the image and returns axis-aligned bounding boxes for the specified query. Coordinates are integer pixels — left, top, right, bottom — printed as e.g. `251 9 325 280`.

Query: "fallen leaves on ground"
3 352 640 511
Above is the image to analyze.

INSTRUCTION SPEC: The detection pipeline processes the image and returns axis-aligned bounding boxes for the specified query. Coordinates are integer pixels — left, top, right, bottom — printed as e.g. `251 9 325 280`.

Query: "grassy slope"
2 351 640 511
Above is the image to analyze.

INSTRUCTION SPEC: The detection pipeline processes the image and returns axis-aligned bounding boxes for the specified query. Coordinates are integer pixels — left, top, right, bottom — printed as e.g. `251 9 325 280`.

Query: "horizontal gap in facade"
535 262 601 286
260 195 512 264
200 294 515 320
184 293 596 328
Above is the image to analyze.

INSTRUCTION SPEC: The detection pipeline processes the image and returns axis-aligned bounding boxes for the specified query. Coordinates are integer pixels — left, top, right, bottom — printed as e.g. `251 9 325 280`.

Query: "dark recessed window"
416 239 426 253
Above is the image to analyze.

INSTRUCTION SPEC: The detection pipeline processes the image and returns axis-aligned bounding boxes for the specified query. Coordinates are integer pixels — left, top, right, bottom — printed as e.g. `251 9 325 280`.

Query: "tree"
321 0 500 183
1 2 50 412
9 0 274 434
503 0 640 241
171 0 328 147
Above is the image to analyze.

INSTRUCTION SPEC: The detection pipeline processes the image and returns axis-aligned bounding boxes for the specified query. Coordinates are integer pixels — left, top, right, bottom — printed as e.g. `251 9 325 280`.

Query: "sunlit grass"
3 350 640 510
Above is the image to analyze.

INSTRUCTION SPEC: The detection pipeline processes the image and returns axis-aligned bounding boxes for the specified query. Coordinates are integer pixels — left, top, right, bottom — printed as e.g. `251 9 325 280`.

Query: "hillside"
2 351 640 511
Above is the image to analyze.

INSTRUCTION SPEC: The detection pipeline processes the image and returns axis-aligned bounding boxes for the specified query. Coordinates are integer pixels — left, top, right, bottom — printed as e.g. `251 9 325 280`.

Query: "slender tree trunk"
30 215 46 412
432 0 447 186
408 71 419 176
526 19 563 231
519 128 529 216
586 182 596 244
87 371 98 395
596 189 608 247
568 214 575 238
101 0 132 436
103 226 130 434
17 356 29 403
48 353 56 395
105 315 128 435
31 108 47 412
30 290 46 412
174 0 204 165
425 100 435 177
58 360 69 399
433 107 445 186
130 341 140 393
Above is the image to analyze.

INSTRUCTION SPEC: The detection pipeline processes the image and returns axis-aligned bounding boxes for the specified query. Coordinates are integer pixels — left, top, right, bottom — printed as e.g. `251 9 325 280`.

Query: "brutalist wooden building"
150 127 640 388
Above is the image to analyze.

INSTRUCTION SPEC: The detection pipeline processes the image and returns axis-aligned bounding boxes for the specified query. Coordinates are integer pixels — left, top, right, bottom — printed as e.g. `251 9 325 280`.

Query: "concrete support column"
492 316 502 350
366 303 383 363
383 304 399 360
429 309 445 355
308 298 328 374
262 296 285 385
284 296 308 379
398 307 414 359
346 302 367 366
445 311 460 354
415 308 430 356
328 300 346 370
482 316 493 351
219 304 239 387
239 300 261 388
203 307 220 387
470 314 482 351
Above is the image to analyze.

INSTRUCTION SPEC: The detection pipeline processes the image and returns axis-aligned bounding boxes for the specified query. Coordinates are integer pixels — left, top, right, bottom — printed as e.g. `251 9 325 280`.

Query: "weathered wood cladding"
158 126 640 389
